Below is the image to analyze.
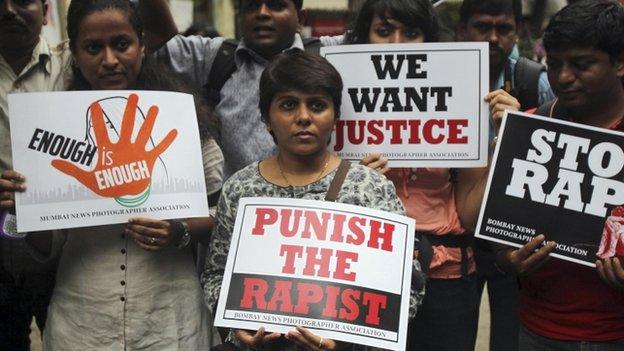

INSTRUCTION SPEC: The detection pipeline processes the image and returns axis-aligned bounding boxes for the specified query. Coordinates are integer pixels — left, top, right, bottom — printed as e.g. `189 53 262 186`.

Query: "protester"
138 0 344 180
456 2 556 349
496 1 624 349
202 51 424 351
343 1 520 350
4 0 223 348
0 0 71 348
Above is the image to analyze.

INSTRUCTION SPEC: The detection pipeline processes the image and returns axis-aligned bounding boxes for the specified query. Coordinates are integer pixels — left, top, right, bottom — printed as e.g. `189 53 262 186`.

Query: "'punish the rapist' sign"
321 42 489 168
476 111 624 267
214 198 416 351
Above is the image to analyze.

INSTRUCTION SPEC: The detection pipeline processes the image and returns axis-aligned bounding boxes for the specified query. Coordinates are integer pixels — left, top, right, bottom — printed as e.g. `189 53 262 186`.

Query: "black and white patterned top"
201 161 425 351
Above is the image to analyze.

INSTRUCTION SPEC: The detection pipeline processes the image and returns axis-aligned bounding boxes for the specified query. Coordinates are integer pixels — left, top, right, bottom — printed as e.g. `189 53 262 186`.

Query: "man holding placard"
492 1 624 349
0 0 71 348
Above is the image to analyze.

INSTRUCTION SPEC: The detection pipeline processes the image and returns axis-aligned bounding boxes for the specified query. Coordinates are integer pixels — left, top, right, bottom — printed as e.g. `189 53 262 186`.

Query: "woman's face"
368 14 425 44
73 9 143 90
267 90 336 157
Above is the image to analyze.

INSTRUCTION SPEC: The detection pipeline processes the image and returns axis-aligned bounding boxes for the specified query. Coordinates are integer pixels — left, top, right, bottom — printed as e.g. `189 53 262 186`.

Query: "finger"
126 224 168 239
359 153 379 165
603 258 624 289
286 330 317 350
262 332 281 343
128 217 169 229
128 230 163 250
119 94 139 145
0 199 16 211
135 105 159 147
483 89 507 102
518 241 556 275
234 329 260 346
0 178 26 192
250 327 267 346
89 101 112 146
296 326 330 350
1 170 26 182
611 257 624 281
149 129 178 159
515 235 547 261
596 259 608 283
378 166 390 175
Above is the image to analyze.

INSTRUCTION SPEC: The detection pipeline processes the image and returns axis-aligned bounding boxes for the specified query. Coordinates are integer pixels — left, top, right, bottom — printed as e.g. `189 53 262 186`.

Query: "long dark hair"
67 0 219 140
345 0 440 44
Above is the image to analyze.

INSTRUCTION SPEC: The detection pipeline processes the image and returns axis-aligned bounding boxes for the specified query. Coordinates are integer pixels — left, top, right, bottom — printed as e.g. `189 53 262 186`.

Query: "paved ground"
29 289 493 351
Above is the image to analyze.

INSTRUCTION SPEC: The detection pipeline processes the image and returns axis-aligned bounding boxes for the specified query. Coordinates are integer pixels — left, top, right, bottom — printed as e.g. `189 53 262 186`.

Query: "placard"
476 111 624 267
9 91 209 232
321 42 489 167
215 198 415 351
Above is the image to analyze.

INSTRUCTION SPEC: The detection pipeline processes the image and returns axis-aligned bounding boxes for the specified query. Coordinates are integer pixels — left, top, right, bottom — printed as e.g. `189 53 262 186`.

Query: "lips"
253 25 276 36
294 131 315 139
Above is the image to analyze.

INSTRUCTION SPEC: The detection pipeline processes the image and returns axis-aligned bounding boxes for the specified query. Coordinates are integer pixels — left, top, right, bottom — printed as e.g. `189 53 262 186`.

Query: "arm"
455 89 520 231
138 0 178 53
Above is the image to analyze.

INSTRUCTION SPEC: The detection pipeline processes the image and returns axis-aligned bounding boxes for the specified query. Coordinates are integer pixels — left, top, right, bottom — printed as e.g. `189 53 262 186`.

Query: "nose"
389 31 403 44
557 63 576 85
256 3 271 18
295 105 312 125
487 29 500 45
102 47 119 68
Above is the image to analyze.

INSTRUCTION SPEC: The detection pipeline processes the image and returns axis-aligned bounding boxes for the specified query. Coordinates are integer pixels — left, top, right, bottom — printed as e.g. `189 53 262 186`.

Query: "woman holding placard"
202 52 424 351
4 0 224 349
345 1 521 350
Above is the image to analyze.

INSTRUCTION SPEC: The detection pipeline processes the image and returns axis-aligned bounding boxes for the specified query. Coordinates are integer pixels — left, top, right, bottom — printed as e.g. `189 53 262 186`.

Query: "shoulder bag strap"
324 160 351 202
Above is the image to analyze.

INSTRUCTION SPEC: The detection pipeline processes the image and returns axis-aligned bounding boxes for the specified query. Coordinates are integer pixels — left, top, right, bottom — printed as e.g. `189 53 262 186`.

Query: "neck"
278 149 330 176
569 89 624 128
0 43 37 75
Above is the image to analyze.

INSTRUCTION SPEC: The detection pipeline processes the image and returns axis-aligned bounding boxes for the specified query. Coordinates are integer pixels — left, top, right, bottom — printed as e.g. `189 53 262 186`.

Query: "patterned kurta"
202 162 425 350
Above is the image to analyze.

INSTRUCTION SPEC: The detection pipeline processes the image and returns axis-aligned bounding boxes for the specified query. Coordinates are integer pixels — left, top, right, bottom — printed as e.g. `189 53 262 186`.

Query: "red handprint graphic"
51 94 177 198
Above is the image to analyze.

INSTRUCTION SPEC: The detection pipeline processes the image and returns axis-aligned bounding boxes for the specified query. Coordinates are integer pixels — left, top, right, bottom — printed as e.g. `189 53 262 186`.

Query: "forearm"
138 0 178 52
455 167 489 232
186 216 215 245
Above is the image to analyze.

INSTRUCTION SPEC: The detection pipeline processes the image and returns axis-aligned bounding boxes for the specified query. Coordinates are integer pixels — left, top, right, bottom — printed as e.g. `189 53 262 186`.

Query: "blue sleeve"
537 71 556 106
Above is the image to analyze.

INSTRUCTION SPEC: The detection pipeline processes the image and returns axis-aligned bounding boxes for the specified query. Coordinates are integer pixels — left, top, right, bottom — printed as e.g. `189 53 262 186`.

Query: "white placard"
321 42 489 168
215 197 415 351
9 91 209 232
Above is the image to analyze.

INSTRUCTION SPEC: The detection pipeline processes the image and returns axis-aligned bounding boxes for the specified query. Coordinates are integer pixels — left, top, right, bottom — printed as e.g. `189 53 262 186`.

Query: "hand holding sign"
495 234 557 276
51 94 178 198
0 170 26 211
596 257 624 291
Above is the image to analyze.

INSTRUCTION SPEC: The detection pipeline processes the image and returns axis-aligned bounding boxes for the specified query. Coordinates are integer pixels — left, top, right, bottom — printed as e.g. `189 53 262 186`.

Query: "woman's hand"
596 257 624 291
285 326 348 351
126 217 177 251
485 89 521 135
360 153 389 175
234 327 281 347
0 170 26 211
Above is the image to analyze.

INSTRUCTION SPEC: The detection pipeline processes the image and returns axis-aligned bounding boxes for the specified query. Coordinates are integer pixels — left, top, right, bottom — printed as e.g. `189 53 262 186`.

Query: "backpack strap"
513 57 546 111
205 39 239 107
324 160 351 202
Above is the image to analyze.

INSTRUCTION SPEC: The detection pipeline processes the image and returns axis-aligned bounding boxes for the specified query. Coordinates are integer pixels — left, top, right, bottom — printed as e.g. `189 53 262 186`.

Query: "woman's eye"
405 28 423 38
375 25 391 37
279 100 296 110
309 101 327 112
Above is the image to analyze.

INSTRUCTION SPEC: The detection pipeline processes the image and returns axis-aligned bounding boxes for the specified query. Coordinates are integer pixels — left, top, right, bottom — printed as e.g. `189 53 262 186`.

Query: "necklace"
277 153 330 187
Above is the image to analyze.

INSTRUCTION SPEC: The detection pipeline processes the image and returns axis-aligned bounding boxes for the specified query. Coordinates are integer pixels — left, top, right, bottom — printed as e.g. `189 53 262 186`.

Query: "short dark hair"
259 52 343 125
459 0 522 26
67 0 143 51
345 0 439 44
543 0 624 62
239 0 303 11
